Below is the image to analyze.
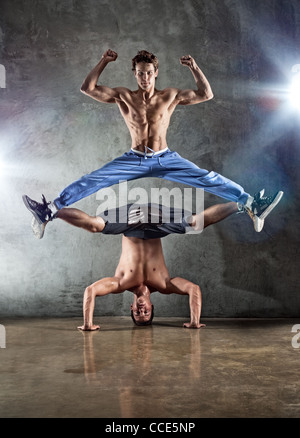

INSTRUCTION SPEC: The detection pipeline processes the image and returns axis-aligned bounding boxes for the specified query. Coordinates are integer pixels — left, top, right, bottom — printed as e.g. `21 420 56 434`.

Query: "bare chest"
118 93 176 125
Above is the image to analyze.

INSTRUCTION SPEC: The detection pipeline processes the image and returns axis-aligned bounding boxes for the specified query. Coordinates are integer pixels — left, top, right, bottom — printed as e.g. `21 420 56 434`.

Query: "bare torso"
115 87 180 152
81 51 213 152
114 236 171 291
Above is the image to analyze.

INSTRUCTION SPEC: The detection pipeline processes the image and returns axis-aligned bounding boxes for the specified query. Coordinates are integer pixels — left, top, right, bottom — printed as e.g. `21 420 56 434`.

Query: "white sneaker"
245 190 284 232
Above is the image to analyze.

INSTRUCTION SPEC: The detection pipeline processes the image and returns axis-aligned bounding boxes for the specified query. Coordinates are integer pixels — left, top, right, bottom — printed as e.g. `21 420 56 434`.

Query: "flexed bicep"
176 88 205 105
176 54 214 105
80 49 123 103
83 85 121 103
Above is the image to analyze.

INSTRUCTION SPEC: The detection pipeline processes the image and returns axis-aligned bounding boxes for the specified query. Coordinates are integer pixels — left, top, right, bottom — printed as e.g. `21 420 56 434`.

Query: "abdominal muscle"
117 88 177 152
128 118 169 152
115 237 170 290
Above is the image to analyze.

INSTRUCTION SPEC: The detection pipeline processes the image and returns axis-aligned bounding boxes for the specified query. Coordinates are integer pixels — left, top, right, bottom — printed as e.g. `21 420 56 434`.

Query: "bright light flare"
289 64 300 110
289 76 300 109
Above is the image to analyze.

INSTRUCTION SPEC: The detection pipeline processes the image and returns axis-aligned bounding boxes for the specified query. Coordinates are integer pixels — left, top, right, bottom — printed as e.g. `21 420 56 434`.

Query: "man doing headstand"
23 49 283 235
53 201 240 330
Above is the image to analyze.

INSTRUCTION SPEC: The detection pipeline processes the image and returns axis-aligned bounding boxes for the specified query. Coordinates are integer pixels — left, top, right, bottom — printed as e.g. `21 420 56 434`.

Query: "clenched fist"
180 55 196 68
102 49 118 63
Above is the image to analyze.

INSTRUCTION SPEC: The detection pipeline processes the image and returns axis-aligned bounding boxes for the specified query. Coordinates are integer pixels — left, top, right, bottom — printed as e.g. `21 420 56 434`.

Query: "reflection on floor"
0 317 299 418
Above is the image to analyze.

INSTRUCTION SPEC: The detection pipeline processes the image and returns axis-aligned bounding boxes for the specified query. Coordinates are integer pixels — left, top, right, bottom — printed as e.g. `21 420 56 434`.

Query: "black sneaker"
245 190 284 232
252 191 284 219
22 194 54 225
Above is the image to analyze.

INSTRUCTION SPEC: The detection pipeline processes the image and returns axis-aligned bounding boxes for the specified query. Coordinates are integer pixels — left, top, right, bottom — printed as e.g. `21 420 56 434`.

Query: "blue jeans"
54 148 250 209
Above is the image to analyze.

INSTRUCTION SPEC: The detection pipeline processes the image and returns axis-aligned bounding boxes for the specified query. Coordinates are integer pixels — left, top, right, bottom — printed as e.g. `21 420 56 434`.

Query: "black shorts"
98 203 192 239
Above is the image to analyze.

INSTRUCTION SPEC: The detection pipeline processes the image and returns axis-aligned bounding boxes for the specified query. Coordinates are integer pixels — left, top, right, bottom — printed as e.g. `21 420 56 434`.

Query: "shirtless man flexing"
23 49 283 235
50 200 240 330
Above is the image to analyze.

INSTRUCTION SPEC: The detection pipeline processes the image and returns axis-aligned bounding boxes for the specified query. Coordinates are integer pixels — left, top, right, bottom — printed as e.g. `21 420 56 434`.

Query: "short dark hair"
130 305 154 326
132 50 159 72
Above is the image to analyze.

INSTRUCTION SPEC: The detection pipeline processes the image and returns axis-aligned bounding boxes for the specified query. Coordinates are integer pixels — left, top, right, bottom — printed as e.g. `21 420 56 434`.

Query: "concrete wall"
0 0 299 318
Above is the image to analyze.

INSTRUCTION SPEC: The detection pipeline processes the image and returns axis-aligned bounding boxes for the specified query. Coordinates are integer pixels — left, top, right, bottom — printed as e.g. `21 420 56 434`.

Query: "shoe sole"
254 216 264 232
22 195 44 225
31 217 46 239
244 206 264 232
259 191 284 221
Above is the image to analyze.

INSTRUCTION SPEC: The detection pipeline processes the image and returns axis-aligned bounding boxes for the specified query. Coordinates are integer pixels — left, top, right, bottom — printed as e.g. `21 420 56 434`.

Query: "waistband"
131 146 169 158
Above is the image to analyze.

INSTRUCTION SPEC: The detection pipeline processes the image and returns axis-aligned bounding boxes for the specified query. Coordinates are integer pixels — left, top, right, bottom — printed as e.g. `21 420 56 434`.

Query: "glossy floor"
0 317 299 418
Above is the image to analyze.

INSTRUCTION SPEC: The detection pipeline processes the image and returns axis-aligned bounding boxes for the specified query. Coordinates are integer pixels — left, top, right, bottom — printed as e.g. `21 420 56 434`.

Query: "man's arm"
163 277 205 329
176 55 214 105
78 277 124 331
80 49 123 103
185 285 204 329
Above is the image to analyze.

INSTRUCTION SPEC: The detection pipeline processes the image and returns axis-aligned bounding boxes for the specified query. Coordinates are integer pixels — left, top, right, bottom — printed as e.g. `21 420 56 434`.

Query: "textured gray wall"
0 0 299 318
